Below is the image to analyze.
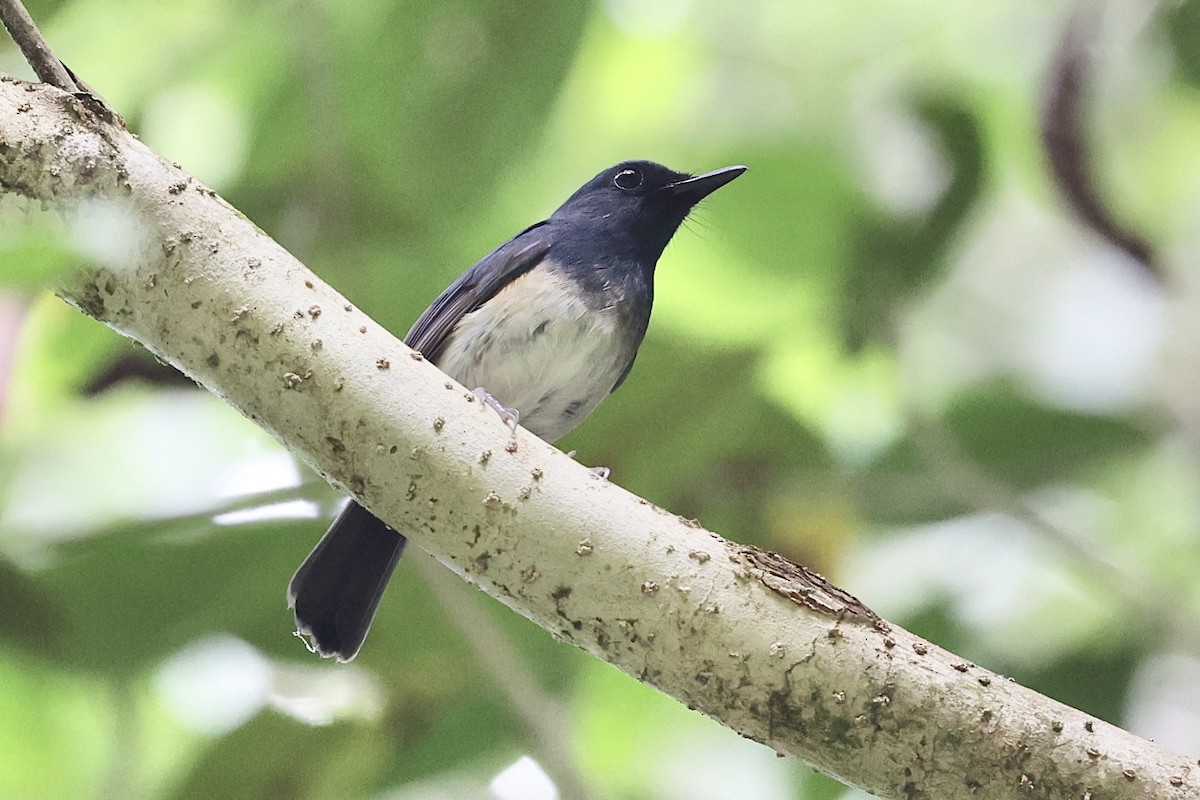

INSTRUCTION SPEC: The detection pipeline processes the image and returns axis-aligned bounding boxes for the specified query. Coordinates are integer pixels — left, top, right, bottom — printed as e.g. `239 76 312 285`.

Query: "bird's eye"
613 168 643 191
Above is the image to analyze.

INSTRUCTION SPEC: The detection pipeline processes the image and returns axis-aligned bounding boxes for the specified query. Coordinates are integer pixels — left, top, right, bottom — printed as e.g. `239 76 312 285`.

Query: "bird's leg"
472 387 520 434
564 450 610 480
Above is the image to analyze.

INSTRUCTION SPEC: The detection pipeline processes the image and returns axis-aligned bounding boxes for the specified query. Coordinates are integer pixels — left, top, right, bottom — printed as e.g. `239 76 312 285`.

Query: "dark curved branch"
1040 5 1161 281
0 0 77 92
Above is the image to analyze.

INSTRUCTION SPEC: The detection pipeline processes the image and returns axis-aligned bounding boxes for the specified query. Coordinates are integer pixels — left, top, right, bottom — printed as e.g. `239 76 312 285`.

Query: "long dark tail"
288 501 407 662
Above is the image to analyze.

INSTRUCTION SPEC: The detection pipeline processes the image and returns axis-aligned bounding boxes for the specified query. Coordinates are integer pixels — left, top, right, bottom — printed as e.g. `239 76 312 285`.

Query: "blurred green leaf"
841 92 987 349
861 439 973 525
0 653 110 800
865 382 1151 525
565 340 836 553
1022 645 1141 727
0 560 70 659
0 234 78 293
165 713 389 800
4 296 133 436
234 1 590 336
1165 0 1200 88
28 519 310 675
943 382 1150 488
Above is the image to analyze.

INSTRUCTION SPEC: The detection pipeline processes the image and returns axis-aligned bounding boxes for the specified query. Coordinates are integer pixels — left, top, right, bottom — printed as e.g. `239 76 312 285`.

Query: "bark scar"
733 545 888 631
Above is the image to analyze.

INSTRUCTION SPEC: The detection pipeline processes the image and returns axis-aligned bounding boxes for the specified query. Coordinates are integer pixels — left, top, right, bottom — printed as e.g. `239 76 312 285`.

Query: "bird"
288 159 746 661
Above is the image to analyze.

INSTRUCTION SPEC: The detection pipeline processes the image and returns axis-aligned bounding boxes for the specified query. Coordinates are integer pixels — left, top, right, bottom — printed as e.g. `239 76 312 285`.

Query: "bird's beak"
663 165 747 201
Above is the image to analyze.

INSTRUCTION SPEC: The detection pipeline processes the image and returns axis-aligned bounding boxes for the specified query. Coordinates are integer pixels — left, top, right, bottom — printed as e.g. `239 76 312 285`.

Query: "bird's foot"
473 387 520 433
564 451 611 480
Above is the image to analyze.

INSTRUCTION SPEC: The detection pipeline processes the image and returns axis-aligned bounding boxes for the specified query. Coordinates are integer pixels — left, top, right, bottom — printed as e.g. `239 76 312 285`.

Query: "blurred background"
2 0 1200 797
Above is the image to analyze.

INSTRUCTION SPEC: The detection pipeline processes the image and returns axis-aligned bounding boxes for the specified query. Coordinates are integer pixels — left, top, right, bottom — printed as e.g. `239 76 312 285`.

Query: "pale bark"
1 75 1196 800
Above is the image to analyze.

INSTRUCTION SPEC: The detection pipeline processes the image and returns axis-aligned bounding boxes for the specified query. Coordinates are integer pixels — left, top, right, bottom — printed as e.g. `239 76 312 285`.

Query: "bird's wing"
403 221 552 359
611 355 638 393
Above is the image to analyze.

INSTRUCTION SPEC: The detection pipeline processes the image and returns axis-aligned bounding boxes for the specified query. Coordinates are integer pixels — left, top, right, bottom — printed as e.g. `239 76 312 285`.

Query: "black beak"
664 165 747 201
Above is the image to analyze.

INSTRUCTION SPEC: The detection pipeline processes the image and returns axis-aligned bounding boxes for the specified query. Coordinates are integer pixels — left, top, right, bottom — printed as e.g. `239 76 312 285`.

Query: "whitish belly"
433 267 637 442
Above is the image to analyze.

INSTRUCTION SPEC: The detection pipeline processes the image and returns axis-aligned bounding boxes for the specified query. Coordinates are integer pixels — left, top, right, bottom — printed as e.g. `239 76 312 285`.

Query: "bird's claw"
566 451 611 480
473 387 520 433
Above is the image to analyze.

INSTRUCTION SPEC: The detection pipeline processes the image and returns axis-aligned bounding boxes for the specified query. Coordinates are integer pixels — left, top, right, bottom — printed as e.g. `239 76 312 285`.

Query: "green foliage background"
2 1 1200 798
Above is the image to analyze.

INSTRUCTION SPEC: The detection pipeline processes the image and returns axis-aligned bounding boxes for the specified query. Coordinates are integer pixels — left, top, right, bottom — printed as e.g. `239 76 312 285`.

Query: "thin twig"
0 0 77 92
100 680 143 800
413 553 600 800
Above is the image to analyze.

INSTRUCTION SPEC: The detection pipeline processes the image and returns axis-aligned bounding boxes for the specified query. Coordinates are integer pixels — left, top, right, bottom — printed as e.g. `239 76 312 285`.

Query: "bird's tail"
288 501 406 662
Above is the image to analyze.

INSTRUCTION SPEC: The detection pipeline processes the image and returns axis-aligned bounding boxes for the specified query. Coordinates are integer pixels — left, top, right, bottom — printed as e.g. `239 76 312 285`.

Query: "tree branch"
1 75 1195 800
1039 4 1160 280
0 0 77 91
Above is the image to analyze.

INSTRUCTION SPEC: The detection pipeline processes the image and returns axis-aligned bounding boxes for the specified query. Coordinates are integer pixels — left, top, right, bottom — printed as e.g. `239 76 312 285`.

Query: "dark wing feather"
611 355 639 393
404 221 553 359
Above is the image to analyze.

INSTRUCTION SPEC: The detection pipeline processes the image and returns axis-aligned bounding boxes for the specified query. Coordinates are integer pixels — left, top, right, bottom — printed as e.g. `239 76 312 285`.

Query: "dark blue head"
551 160 746 264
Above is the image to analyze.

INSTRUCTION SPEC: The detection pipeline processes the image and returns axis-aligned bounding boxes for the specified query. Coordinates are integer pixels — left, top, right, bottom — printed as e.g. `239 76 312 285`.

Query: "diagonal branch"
911 415 1200 655
1 75 1196 800
0 0 77 91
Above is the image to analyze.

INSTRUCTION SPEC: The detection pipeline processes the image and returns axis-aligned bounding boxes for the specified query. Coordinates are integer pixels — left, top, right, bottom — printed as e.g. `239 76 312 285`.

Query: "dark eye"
613 168 643 191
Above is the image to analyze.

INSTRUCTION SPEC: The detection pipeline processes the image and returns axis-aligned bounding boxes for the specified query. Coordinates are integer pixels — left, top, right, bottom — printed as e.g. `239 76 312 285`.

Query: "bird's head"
552 160 746 263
